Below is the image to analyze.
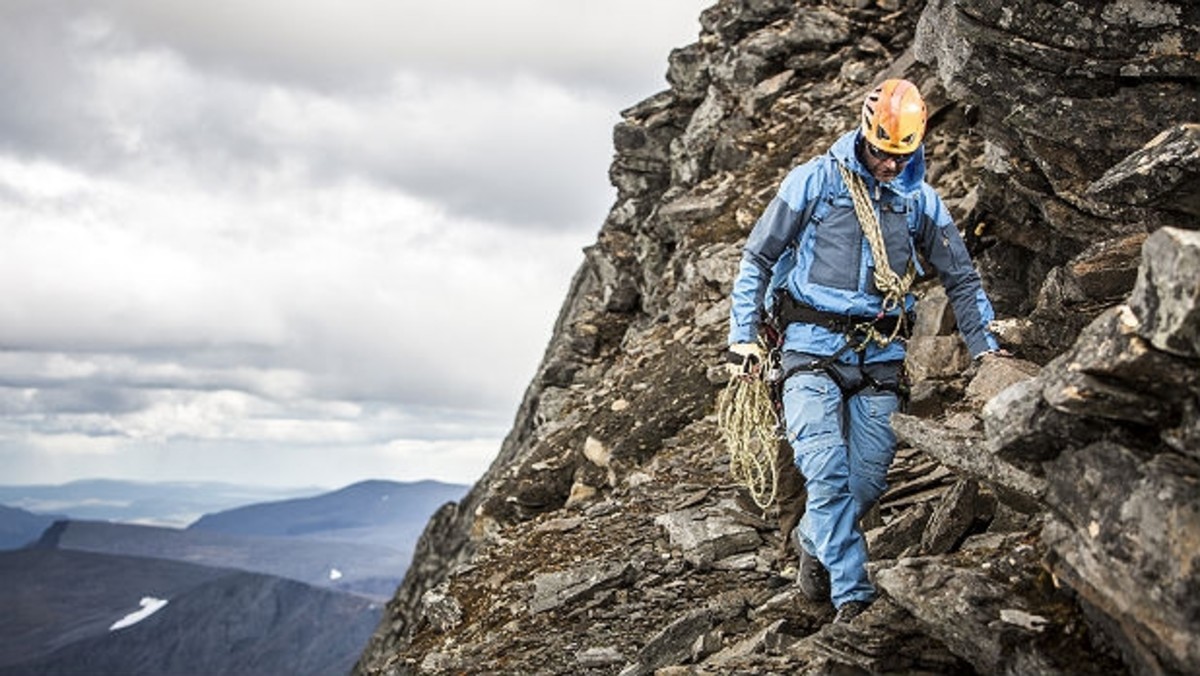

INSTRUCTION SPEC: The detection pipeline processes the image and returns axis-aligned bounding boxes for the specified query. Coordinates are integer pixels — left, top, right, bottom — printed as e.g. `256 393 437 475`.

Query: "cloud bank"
0 0 707 487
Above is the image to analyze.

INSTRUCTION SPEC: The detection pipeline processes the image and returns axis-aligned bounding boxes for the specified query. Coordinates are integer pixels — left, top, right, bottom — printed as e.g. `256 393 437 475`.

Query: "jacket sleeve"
914 184 1000 358
728 160 824 345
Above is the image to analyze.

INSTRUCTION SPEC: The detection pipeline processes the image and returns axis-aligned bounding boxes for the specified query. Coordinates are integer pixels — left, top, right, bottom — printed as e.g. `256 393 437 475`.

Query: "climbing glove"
725 342 765 378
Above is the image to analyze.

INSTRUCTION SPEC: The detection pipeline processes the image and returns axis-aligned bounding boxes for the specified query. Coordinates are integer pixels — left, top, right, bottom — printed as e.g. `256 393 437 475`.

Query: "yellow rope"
716 369 779 511
837 162 916 347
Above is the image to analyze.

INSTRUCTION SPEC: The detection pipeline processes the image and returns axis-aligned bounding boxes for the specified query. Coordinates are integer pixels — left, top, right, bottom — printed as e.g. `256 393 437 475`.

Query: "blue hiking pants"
783 362 900 608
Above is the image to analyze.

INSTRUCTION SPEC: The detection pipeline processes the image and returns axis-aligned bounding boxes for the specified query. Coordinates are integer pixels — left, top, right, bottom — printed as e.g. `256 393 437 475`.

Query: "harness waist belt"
773 290 910 338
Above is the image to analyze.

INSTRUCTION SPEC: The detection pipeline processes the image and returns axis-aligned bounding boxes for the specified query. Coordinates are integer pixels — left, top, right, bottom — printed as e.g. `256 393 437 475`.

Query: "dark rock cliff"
355 1 1198 674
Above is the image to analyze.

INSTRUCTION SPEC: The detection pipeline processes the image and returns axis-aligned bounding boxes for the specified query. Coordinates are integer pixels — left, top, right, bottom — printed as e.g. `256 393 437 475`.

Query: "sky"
0 0 710 489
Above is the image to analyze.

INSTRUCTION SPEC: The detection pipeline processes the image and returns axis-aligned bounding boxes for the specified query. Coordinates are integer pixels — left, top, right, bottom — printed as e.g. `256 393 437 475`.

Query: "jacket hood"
830 129 926 196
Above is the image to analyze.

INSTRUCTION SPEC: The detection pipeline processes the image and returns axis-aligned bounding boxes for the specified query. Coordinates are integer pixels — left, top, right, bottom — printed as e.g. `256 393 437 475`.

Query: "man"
725 78 1002 623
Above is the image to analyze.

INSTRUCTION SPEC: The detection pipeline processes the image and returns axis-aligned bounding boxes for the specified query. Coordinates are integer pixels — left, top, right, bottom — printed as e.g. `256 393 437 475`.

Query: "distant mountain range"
0 504 61 550
0 548 380 676
190 478 467 548
0 478 469 675
0 479 323 528
36 518 411 600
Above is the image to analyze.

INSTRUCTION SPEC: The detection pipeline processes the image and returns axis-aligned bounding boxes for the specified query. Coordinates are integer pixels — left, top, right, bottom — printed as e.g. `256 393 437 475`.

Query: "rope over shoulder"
836 162 916 347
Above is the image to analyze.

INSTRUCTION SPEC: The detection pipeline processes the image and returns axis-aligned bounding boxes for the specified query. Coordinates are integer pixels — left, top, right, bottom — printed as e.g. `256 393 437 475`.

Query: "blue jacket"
728 129 999 363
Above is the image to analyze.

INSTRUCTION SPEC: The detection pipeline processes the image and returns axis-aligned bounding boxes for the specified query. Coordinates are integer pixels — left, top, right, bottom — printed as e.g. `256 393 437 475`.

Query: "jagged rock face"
355 1 1198 674
901 228 1200 675
916 0 1200 361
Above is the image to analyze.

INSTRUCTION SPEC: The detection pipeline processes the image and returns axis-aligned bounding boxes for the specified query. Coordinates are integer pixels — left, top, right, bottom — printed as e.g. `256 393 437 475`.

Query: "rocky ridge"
355 1 1199 674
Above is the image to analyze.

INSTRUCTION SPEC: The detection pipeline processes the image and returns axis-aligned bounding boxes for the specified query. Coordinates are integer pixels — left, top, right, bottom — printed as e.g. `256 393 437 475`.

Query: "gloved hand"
725 342 765 378
966 348 1013 378
976 348 1013 363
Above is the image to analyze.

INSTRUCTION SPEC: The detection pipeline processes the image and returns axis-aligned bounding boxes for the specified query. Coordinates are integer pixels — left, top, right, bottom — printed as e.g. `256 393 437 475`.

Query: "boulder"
654 501 762 569
905 335 969 383
964 354 1040 406
920 479 983 555
1042 441 1200 675
1129 227 1200 359
1041 305 1194 427
892 413 1046 511
529 561 635 615
1088 124 1200 217
877 556 1116 675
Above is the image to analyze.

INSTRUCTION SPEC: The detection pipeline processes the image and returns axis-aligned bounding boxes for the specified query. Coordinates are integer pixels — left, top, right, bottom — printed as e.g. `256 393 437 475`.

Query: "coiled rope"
837 162 916 347
716 362 779 511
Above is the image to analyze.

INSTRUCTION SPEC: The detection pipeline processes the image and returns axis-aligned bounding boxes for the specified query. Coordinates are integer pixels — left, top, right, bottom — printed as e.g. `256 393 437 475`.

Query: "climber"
725 78 1004 623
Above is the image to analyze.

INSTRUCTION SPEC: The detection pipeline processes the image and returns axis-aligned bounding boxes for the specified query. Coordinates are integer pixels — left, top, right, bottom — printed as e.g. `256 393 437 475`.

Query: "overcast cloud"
0 0 708 488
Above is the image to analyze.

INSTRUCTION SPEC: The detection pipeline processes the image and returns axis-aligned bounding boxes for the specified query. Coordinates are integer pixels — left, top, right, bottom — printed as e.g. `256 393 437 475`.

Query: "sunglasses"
865 143 914 165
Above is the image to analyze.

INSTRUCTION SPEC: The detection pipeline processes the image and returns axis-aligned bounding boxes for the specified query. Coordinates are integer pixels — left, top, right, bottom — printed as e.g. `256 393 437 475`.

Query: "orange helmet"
861 79 927 155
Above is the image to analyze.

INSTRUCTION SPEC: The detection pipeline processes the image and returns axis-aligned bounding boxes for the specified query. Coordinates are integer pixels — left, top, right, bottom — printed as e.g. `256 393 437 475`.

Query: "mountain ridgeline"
356 1 1198 675
0 479 467 675
189 479 467 545
0 548 379 676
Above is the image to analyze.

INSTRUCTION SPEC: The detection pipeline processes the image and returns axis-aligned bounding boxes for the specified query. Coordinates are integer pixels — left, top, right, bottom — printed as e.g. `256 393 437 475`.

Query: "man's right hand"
725 342 765 378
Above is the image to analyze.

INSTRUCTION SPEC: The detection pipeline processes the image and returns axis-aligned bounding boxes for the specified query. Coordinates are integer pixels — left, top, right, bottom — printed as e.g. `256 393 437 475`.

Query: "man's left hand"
725 342 766 378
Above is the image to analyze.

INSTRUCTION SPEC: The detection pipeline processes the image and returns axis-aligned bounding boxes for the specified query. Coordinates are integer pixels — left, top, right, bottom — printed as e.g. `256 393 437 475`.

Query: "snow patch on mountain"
110 597 168 631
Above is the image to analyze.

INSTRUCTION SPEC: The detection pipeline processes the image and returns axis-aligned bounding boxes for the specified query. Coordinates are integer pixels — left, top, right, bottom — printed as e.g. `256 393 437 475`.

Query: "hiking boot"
834 600 871 624
797 548 830 602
